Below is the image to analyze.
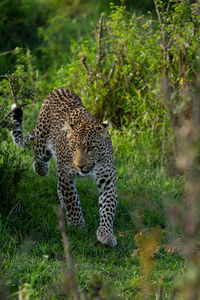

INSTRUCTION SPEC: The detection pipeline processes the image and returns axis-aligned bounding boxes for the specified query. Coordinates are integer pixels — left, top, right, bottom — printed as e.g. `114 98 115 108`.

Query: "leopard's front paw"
96 227 117 247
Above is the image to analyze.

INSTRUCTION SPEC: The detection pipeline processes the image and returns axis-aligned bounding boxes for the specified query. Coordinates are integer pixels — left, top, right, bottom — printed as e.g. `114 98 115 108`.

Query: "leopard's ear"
99 120 110 136
62 121 74 137
102 120 110 130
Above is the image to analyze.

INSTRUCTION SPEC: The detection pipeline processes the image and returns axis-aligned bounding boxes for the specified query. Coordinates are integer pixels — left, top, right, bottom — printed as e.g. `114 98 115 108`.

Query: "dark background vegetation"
0 0 155 75
1 0 200 299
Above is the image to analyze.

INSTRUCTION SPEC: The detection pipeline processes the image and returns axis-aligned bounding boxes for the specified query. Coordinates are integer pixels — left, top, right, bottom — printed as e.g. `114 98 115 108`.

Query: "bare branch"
155 286 163 300
1 74 40 122
153 0 167 51
81 56 88 71
27 48 34 88
166 1 170 18
168 19 176 49
0 50 16 57
154 0 174 122
2 74 19 105
97 13 105 67
56 207 80 300
3 101 34 120
81 56 90 78
104 59 116 86
154 0 176 62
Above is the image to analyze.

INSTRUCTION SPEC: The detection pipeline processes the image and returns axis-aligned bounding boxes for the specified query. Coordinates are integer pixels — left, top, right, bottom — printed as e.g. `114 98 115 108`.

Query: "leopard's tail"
11 104 35 148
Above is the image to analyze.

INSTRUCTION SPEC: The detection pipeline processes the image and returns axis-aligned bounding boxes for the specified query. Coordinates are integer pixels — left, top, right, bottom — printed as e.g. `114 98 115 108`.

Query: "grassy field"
0 129 185 299
1 1 200 298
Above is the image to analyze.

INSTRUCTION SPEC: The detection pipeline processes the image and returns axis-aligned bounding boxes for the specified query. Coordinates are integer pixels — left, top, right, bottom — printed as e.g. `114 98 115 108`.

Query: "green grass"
0 130 185 299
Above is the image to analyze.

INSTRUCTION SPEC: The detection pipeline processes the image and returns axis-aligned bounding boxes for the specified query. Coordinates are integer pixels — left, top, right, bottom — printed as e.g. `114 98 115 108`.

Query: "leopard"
11 87 118 247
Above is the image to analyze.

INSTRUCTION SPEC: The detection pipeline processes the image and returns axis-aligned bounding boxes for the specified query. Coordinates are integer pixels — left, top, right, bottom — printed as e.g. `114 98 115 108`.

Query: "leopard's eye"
87 146 95 153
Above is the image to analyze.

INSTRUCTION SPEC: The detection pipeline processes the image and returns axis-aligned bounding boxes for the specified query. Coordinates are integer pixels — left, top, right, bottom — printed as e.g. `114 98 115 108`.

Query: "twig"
153 0 170 70
154 0 174 123
156 286 163 300
1 74 39 121
2 74 19 106
154 0 176 61
0 50 16 57
153 0 166 52
166 1 170 18
81 56 90 78
97 13 104 67
104 59 116 86
27 48 34 88
168 18 176 49
3 102 33 120
56 207 80 300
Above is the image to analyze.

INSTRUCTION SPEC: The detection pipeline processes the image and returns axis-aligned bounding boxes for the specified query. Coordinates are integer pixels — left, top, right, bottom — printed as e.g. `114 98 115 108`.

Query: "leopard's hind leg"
32 102 52 177
33 159 50 177
11 103 51 177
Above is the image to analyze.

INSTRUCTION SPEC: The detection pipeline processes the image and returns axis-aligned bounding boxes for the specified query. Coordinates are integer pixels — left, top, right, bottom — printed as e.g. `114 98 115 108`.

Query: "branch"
153 0 167 51
104 59 116 86
1 74 19 106
167 19 176 49
166 1 170 18
56 207 80 300
3 101 34 120
155 286 163 300
27 48 34 88
1 74 40 122
154 0 176 59
97 13 105 67
81 56 90 79
0 50 16 57
154 0 173 114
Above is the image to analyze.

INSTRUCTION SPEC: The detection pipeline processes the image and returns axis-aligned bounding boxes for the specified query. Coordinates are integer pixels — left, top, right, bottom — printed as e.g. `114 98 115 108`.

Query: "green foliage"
50 1 200 132
1 1 200 299
0 130 185 299
53 5 164 131
0 48 41 215
37 1 102 72
153 0 200 127
0 47 41 124
1 0 153 75
0 0 51 74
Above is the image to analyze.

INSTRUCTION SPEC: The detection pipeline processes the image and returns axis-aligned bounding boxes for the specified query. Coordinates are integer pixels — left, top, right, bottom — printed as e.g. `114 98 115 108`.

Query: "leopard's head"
63 119 110 176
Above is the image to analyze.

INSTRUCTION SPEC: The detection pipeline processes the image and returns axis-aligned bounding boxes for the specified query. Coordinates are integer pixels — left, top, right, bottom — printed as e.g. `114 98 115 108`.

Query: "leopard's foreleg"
93 161 118 247
57 166 85 227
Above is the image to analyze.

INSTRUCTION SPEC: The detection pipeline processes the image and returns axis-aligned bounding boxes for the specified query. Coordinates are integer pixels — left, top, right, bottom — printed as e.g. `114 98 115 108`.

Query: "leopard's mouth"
78 170 93 177
77 165 95 177
74 162 95 176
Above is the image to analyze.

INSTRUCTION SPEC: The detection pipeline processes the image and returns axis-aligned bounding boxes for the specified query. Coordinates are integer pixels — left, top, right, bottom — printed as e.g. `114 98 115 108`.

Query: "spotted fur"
11 88 118 247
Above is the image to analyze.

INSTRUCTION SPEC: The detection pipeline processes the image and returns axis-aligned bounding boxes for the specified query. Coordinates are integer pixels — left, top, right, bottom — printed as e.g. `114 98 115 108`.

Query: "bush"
54 5 164 131
0 48 41 211
49 1 200 135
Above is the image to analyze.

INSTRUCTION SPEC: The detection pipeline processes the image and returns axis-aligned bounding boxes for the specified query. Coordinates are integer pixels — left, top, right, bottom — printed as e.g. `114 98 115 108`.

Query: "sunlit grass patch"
0 129 185 299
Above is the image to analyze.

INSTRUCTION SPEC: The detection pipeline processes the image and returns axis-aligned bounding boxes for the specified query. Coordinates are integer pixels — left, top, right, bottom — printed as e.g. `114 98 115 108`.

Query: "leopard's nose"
77 164 84 171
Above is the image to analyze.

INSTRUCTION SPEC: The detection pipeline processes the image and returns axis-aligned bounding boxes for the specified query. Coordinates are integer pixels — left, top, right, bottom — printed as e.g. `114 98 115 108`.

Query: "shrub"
54 5 164 131
0 48 41 211
51 1 200 137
